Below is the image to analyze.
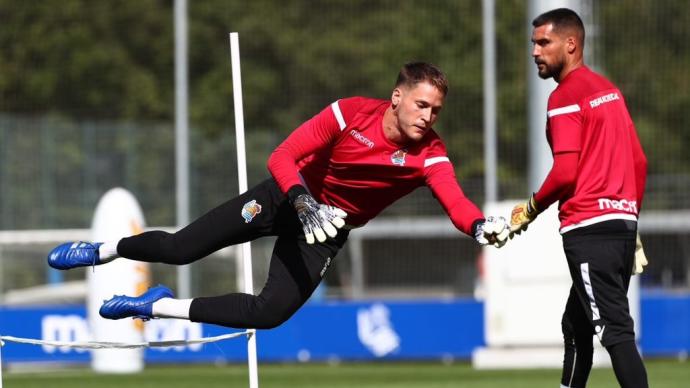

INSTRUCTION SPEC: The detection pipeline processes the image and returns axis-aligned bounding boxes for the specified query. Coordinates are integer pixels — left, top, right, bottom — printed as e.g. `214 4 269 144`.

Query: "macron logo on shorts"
320 257 332 277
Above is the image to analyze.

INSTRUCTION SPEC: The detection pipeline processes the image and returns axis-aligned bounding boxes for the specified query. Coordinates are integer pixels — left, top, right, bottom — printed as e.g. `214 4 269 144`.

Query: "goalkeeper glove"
634 233 648 275
474 216 510 248
510 194 540 236
289 186 347 244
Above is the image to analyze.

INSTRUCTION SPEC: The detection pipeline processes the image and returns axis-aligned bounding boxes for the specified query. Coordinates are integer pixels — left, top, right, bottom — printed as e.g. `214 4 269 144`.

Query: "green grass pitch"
3 359 688 387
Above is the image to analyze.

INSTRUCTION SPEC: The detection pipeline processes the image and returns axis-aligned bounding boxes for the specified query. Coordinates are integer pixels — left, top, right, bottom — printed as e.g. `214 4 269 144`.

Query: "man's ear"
391 88 402 108
566 36 577 54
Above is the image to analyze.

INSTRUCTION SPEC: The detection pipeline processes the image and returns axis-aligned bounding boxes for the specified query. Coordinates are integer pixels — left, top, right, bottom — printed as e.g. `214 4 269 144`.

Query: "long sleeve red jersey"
539 66 648 233
268 96 483 235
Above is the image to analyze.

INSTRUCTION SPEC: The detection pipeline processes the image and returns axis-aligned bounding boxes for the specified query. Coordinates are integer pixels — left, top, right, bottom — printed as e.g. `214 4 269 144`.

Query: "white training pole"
229 32 259 388
482 0 498 203
174 0 192 299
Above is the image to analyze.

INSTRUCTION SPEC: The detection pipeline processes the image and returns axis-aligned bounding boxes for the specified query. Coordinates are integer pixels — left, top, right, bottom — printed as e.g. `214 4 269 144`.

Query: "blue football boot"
47 242 103 270
99 285 174 321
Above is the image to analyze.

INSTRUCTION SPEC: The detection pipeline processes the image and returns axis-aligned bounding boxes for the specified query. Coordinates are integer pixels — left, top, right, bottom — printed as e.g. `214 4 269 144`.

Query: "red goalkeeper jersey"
268 96 483 234
545 66 647 233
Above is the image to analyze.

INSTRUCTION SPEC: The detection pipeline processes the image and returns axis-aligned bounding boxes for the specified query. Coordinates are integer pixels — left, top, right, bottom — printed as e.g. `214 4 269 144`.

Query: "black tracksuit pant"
116 178 349 329
560 219 648 388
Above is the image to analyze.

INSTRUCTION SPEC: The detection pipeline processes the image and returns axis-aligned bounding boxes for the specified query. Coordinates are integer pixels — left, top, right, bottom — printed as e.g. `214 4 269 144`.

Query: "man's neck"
382 106 406 145
556 59 584 83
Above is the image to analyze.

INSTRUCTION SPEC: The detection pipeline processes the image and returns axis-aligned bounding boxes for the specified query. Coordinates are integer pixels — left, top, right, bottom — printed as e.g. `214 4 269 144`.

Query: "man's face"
392 82 444 142
531 23 567 80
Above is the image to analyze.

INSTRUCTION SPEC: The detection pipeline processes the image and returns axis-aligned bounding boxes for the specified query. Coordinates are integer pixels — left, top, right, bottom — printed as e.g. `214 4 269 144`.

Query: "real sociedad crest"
391 149 408 166
241 200 262 223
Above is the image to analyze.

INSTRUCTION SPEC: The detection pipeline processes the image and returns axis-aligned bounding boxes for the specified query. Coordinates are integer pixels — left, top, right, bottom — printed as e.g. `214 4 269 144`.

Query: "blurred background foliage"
0 0 688 229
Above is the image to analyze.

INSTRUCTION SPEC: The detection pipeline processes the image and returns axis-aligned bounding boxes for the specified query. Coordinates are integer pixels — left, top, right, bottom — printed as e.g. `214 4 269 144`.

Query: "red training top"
268 96 483 235
535 66 648 233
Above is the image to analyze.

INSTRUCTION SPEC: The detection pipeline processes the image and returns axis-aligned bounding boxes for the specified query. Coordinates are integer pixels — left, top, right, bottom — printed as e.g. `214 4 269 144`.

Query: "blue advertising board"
1 293 688 364
639 292 690 356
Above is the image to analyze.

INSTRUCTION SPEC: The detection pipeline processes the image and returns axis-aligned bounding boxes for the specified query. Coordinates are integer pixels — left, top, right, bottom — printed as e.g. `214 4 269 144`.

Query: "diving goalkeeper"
47 62 509 329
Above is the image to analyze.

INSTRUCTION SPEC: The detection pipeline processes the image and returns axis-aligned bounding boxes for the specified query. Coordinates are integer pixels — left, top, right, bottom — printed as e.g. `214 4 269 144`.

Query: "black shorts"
561 219 637 347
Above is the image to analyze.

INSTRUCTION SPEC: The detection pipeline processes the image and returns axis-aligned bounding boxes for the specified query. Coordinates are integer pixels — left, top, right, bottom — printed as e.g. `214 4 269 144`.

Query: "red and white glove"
474 216 510 248
289 185 347 245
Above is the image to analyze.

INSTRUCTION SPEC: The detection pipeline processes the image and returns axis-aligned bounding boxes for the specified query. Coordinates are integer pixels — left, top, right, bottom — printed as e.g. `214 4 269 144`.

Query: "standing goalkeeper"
510 8 648 388
47 62 509 330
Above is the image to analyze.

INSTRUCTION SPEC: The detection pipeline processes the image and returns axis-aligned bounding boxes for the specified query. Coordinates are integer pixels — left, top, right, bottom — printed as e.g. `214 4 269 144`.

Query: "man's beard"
538 61 563 80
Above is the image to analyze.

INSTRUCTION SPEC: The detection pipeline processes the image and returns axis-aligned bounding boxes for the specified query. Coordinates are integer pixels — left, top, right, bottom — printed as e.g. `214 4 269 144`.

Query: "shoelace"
90 243 97 273
78 242 98 273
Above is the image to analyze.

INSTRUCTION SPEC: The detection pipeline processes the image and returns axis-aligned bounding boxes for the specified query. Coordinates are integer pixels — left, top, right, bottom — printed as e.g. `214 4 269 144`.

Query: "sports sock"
152 298 193 319
607 340 648 388
98 240 120 263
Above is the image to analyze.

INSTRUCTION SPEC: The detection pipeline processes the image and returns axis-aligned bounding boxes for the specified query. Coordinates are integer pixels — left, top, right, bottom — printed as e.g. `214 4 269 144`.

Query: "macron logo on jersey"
589 92 620 108
598 197 637 214
350 129 375 149
333 100 375 148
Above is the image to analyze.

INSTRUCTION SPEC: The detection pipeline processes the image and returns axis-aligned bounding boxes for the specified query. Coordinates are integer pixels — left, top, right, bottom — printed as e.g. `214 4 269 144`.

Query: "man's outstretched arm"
425 161 508 247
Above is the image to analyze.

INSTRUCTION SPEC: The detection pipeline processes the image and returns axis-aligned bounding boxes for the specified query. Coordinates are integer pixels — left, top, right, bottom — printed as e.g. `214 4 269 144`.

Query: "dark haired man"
510 8 649 388
48 62 510 330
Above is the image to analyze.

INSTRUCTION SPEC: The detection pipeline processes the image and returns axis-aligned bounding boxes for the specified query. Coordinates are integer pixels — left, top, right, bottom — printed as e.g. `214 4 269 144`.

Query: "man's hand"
293 193 347 244
510 194 540 236
475 216 510 248
634 233 648 275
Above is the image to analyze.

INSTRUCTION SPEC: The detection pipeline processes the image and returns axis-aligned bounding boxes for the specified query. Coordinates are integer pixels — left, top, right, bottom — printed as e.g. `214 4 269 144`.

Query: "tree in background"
0 0 687 228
